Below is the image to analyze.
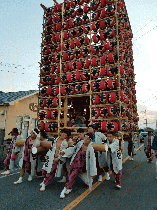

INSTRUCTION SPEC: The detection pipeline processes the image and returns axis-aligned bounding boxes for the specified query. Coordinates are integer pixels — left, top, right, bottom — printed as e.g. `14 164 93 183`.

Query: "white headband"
32 129 38 136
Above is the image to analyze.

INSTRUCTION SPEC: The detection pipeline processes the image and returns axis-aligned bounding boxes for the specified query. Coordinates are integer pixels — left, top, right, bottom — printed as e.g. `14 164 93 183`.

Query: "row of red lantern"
44 19 116 34
39 122 58 132
41 53 123 66
39 120 137 133
39 98 58 108
40 79 129 97
40 68 124 83
44 1 124 19
92 107 137 120
42 40 119 55
100 121 137 132
38 110 58 120
40 72 125 86
91 93 137 105
44 1 124 17
43 28 116 43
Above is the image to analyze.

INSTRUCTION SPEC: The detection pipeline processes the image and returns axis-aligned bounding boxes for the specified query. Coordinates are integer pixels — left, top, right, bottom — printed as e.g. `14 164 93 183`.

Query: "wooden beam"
40 4 47 10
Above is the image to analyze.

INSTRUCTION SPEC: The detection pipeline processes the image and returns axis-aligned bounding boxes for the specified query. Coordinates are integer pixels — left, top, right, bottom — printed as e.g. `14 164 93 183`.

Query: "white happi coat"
132 135 137 155
62 140 97 190
42 137 68 177
106 138 122 174
9 135 21 170
144 136 154 154
94 132 108 168
19 137 40 176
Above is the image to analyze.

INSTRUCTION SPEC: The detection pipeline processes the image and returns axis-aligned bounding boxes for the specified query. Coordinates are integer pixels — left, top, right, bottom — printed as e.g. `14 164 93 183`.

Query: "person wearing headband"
1 128 21 176
39 129 69 191
59 133 97 199
36 131 49 178
88 124 108 182
13 128 40 184
106 131 122 189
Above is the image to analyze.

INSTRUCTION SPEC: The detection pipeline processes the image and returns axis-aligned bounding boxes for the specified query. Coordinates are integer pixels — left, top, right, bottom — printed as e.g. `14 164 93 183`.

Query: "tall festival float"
38 0 139 155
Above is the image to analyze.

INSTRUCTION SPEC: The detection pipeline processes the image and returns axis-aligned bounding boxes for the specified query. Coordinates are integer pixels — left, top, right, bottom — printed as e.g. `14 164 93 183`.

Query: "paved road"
0 142 157 210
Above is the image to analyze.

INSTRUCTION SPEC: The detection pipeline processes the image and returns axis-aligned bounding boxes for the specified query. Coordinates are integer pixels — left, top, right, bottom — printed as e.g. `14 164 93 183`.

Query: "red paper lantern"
69 61 76 70
108 53 114 63
108 122 118 132
62 22 69 30
61 86 68 95
100 20 106 30
52 87 59 95
100 108 108 117
100 68 106 77
92 108 100 118
76 62 82 70
45 110 51 119
100 94 108 103
61 74 67 83
108 106 117 116
100 81 106 90
82 83 90 92
38 111 46 120
40 87 47 97
62 63 69 72
67 73 74 82
91 95 99 104
107 66 115 76
91 57 98 66
39 99 46 107
39 121 45 131
92 11 99 20
47 87 52 96
51 110 58 119
92 34 100 43
91 69 99 79
73 72 80 81
100 56 106 66
81 71 89 80
46 99 53 108
45 123 51 132
99 44 106 53
92 22 100 32
53 76 60 85
40 77 47 85
62 42 69 51
75 84 82 93
83 25 90 34
53 98 59 107
82 59 90 69
67 85 75 95
91 81 100 91
101 121 107 131
107 79 114 89
108 92 116 103
100 10 106 18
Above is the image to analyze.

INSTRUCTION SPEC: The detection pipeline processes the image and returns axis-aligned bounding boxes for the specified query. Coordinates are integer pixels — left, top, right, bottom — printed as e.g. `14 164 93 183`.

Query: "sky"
0 0 157 126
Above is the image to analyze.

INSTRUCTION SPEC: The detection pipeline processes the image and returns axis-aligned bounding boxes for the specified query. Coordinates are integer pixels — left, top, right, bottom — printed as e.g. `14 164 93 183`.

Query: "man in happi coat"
88 124 109 181
40 129 69 191
13 129 40 184
144 131 154 163
57 128 85 183
106 131 122 189
36 131 49 178
1 128 21 175
59 133 97 199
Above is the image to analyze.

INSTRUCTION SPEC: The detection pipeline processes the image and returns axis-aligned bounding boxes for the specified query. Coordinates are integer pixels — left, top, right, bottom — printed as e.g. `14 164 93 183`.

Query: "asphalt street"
0 141 157 210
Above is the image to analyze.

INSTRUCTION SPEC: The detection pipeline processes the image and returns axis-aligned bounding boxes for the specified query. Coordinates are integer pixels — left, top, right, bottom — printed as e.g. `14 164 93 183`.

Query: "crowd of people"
1 126 157 198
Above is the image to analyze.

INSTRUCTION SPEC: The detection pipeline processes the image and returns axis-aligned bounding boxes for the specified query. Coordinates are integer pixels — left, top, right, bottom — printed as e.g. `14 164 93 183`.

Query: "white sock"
19 177 23 181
